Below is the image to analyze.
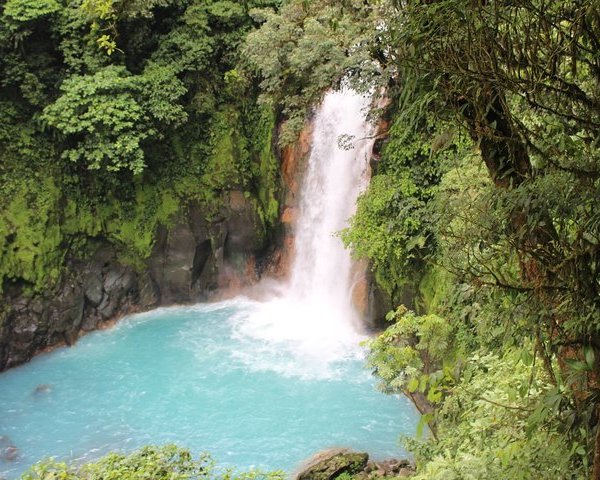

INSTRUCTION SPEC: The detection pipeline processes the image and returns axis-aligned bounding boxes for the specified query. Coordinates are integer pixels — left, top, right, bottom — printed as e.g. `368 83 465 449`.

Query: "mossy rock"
295 448 369 480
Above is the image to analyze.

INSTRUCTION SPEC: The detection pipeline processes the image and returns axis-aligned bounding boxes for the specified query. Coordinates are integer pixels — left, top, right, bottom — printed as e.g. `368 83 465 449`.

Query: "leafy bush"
3 0 60 22
407 350 586 480
21 445 285 480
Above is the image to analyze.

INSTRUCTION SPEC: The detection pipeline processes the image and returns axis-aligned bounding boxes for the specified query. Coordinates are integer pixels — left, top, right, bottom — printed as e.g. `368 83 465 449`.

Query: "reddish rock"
281 207 298 225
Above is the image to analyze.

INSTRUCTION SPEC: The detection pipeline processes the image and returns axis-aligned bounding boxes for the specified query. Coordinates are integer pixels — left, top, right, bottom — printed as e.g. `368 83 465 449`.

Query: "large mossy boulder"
295 448 369 480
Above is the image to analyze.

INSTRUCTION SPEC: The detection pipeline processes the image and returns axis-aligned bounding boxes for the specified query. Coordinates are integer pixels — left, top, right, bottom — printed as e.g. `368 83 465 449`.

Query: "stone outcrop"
294 449 415 480
295 448 369 480
0 194 268 371
351 261 393 331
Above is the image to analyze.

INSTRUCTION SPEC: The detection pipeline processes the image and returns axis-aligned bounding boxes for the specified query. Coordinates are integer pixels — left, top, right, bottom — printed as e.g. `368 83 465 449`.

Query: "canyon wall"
0 193 267 371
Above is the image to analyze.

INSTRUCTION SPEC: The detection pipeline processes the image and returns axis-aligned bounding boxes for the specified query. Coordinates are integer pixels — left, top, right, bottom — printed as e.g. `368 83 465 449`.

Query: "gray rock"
223 190 264 257
83 272 103 306
398 467 416 477
363 269 393 331
295 448 369 480
0 445 18 462
97 267 135 320
103 269 123 293
138 273 159 307
80 313 101 332
97 292 117 320
12 315 38 344
164 223 196 296
34 384 52 394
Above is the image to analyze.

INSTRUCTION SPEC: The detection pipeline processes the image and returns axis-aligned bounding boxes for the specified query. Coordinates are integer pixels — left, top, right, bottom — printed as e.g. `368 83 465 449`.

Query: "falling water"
235 89 376 375
289 90 374 318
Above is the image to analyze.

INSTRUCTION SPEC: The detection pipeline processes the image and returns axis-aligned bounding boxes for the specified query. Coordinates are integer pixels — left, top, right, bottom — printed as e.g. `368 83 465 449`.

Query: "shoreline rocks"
294 449 369 480
294 449 415 480
0 436 19 463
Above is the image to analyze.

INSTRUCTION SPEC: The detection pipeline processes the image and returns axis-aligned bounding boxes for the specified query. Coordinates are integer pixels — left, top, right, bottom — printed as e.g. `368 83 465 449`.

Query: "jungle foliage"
21 445 285 480
245 0 600 478
0 0 282 293
2 0 600 477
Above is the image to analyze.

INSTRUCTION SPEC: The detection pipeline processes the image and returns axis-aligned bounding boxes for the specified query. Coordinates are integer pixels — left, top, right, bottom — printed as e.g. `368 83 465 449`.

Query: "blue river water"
0 299 418 478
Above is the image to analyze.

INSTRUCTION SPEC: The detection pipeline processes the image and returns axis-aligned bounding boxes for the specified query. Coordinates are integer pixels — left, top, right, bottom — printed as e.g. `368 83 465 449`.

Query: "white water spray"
289 91 374 316
232 90 376 378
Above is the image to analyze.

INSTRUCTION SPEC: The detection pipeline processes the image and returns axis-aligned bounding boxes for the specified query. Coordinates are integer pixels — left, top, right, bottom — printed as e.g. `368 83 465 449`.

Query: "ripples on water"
0 300 418 479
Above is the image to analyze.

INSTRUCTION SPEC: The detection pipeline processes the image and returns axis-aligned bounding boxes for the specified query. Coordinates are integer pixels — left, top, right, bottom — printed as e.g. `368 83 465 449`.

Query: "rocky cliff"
0 192 267 371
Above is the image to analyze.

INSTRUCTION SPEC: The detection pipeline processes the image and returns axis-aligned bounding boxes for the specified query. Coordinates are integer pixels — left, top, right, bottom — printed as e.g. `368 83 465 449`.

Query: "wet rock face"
149 221 201 304
263 120 313 280
0 196 269 372
351 266 394 332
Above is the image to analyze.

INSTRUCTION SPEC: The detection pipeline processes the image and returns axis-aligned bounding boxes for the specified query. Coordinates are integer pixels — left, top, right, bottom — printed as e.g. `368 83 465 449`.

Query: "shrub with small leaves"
21 445 286 480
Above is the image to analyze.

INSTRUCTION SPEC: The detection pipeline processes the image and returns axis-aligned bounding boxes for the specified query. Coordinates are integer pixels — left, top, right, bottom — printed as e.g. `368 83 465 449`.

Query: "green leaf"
584 346 595 370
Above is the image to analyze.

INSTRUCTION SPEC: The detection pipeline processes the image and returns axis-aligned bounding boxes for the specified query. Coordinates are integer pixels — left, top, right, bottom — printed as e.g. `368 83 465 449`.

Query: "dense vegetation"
22 445 284 480
2 0 599 478
0 0 281 294
245 0 600 478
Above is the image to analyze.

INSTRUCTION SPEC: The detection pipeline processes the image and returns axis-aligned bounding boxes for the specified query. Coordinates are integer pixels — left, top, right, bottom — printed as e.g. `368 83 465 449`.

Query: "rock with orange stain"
261 119 314 281
351 276 369 318
281 121 313 207
281 207 298 225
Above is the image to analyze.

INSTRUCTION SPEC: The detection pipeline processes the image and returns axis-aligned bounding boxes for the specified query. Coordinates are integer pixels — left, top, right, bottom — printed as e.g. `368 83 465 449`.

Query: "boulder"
33 384 52 395
398 467 416 477
295 448 369 480
82 271 103 306
1 445 19 462
368 459 415 477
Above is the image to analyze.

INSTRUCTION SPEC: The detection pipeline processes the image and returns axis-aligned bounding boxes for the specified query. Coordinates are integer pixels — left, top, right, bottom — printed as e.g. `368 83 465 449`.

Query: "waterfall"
288 90 374 325
234 89 376 378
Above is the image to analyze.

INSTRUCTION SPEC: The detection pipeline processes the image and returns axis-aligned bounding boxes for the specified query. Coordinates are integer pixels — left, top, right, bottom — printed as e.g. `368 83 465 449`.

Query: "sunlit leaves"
41 65 187 174
366 306 455 401
2 0 60 22
406 350 582 480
